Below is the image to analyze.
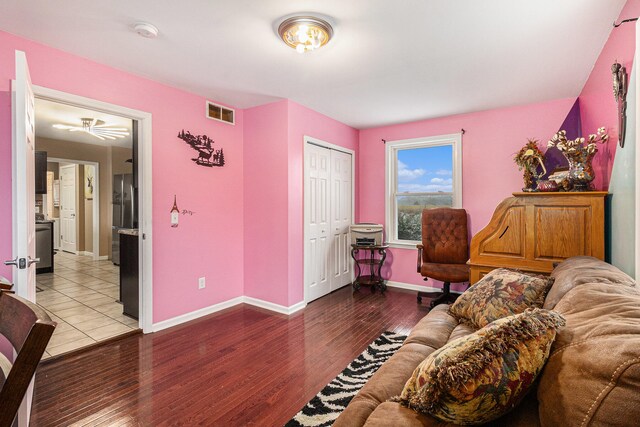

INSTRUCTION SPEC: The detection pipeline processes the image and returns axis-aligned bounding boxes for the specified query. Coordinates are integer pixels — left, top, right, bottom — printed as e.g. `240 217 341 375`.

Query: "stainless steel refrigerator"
112 174 135 265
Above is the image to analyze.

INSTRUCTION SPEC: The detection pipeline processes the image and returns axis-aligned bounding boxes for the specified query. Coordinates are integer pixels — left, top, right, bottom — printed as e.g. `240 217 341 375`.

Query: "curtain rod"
614 17 638 28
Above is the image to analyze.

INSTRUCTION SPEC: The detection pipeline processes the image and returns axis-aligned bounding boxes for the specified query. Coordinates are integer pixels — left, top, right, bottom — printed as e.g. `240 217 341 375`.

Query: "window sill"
387 241 420 250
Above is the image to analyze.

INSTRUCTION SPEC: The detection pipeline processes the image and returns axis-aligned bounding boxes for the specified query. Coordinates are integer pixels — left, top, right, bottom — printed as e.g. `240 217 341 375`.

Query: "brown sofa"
334 257 640 426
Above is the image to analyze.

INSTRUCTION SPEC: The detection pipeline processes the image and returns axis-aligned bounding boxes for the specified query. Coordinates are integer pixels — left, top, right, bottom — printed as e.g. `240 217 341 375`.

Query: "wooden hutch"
468 192 607 284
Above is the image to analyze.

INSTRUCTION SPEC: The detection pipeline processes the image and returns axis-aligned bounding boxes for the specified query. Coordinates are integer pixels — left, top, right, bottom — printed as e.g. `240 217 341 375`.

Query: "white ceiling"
35 98 133 147
1 0 627 129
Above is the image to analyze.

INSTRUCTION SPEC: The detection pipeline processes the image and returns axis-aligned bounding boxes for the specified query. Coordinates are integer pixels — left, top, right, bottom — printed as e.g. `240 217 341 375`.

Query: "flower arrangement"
547 127 609 191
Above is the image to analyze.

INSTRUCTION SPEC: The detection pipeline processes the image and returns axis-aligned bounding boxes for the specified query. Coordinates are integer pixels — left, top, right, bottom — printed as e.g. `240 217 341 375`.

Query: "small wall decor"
171 195 179 228
514 139 546 192
84 164 95 200
178 130 225 167
612 62 628 148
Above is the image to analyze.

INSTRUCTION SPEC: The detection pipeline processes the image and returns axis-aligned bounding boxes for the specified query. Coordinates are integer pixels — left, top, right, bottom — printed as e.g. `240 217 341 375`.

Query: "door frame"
58 163 79 254
50 158 100 260
29 84 154 333
303 135 355 303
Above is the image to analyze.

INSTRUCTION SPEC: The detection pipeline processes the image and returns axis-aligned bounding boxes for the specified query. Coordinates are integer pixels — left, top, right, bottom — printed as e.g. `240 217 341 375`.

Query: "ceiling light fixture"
53 118 130 141
278 16 333 53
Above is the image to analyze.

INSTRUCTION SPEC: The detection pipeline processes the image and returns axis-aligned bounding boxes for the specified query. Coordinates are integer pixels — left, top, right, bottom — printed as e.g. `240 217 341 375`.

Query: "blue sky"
397 145 452 193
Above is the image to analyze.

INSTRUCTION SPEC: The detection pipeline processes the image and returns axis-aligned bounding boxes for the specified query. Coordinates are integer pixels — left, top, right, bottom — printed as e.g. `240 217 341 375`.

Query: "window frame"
384 133 463 248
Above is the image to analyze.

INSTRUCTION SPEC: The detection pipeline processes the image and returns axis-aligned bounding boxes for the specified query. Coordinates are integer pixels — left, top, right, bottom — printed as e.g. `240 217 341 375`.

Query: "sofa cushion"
544 256 636 310
333 306 466 427
394 308 565 425
538 282 640 426
449 268 553 328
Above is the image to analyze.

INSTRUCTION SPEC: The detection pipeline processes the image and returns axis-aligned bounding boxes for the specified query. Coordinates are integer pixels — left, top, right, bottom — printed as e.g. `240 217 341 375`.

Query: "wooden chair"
416 208 470 308
0 292 56 427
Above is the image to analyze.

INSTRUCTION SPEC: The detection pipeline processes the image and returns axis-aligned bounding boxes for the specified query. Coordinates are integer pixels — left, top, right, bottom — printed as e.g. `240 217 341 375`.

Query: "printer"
350 223 384 246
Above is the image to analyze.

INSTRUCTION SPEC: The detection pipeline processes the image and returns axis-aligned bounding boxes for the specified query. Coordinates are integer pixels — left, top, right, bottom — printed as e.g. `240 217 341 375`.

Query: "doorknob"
28 257 40 266
4 257 18 267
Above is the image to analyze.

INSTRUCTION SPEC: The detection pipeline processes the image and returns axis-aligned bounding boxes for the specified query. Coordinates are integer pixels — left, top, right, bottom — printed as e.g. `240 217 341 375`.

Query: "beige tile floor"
36 251 139 358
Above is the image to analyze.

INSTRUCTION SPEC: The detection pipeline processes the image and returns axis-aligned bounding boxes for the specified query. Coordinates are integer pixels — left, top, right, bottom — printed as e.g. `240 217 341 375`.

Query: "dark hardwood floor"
32 287 429 426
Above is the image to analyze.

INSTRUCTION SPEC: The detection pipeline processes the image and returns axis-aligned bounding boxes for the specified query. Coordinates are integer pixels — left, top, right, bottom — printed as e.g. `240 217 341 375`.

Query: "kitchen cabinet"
35 151 47 194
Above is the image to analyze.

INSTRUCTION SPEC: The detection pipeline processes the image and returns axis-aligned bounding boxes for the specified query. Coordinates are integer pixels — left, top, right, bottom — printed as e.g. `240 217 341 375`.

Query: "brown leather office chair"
416 208 470 308
0 292 56 426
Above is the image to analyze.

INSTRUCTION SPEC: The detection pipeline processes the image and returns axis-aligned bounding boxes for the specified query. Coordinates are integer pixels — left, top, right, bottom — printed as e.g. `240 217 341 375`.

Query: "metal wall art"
612 62 628 148
178 130 225 167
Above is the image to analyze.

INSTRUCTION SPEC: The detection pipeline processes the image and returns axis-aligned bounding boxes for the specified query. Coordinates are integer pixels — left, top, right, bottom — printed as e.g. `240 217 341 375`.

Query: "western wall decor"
177 130 225 167
514 140 546 192
84 164 95 200
612 62 628 148
547 127 609 191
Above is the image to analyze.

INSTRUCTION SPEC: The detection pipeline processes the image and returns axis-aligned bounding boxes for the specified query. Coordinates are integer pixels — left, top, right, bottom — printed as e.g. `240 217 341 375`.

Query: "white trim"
48 157 100 261
78 251 94 257
32 84 154 334
303 136 356 303
243 297 307 315
151 296 307 332
152 297 244 332
385 280 463 294
385 280 441 292
636 21 640 280
385 133 463 246
96 255 109 261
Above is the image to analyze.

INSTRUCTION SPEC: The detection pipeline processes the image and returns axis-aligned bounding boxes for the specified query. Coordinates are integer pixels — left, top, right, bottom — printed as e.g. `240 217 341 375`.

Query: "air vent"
206 101 235 125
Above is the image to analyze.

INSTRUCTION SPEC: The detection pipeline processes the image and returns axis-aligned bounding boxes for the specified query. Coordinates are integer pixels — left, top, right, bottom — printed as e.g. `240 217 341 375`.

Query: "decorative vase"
564 150 596 192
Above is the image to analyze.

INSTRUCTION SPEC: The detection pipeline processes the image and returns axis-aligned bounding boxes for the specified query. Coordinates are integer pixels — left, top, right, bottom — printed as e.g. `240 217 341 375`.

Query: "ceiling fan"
53 118 130 141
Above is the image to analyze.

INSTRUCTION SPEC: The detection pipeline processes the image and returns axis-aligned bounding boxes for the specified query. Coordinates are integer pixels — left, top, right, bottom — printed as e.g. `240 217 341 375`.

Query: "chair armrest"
416 244 423 273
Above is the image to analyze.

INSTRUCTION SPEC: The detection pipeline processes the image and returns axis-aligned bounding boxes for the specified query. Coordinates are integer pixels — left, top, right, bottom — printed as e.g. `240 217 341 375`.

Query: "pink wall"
243 100 358 307
358 98 576 288
0 31 245 323
580 0 640 190
243 100 290 304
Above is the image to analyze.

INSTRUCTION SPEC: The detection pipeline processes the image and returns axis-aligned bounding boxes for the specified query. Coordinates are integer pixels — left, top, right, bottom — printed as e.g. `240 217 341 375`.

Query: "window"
385 134 462 247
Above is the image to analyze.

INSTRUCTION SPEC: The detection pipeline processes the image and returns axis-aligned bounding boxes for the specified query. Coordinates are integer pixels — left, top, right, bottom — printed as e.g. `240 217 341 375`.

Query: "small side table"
351 244 389 292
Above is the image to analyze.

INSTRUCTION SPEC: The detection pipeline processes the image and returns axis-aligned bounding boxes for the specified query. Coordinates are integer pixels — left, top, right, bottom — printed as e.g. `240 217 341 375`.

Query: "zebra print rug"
285 331 407 427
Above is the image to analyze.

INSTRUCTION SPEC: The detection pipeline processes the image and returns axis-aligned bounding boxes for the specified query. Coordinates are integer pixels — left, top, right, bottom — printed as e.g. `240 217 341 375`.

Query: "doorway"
9 51 154 339
303 136 355 303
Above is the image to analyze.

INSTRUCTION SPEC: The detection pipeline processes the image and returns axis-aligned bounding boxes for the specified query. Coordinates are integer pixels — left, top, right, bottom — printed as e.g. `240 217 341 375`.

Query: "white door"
330 150 352 291
7 51 37 302
305 144 331 301
60 164 78 253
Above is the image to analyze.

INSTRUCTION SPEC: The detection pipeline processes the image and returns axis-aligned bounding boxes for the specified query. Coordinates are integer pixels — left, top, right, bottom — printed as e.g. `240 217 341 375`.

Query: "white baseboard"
152 296 245 332
151 296 307 332
96 255 109 261
385 280 464 295
243 297 306 315
385 280 441 292
78 251 94 257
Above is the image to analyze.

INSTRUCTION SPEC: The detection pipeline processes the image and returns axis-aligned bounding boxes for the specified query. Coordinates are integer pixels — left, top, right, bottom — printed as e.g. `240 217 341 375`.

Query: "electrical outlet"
198 277 206 289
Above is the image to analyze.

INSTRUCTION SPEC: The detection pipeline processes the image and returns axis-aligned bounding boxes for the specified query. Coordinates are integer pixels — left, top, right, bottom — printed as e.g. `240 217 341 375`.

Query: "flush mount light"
53 118 130 141
278 16 333 53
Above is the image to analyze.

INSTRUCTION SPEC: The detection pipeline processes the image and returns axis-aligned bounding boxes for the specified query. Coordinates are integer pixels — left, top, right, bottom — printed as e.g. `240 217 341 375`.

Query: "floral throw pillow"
392 309 566 425
449 268 554 329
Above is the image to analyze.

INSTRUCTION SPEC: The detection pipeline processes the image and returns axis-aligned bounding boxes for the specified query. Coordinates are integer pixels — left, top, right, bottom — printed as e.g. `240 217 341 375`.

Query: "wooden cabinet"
468 192 606 283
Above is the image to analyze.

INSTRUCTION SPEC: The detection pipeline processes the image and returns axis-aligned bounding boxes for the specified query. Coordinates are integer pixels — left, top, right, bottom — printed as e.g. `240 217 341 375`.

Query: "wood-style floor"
32 287 429 426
